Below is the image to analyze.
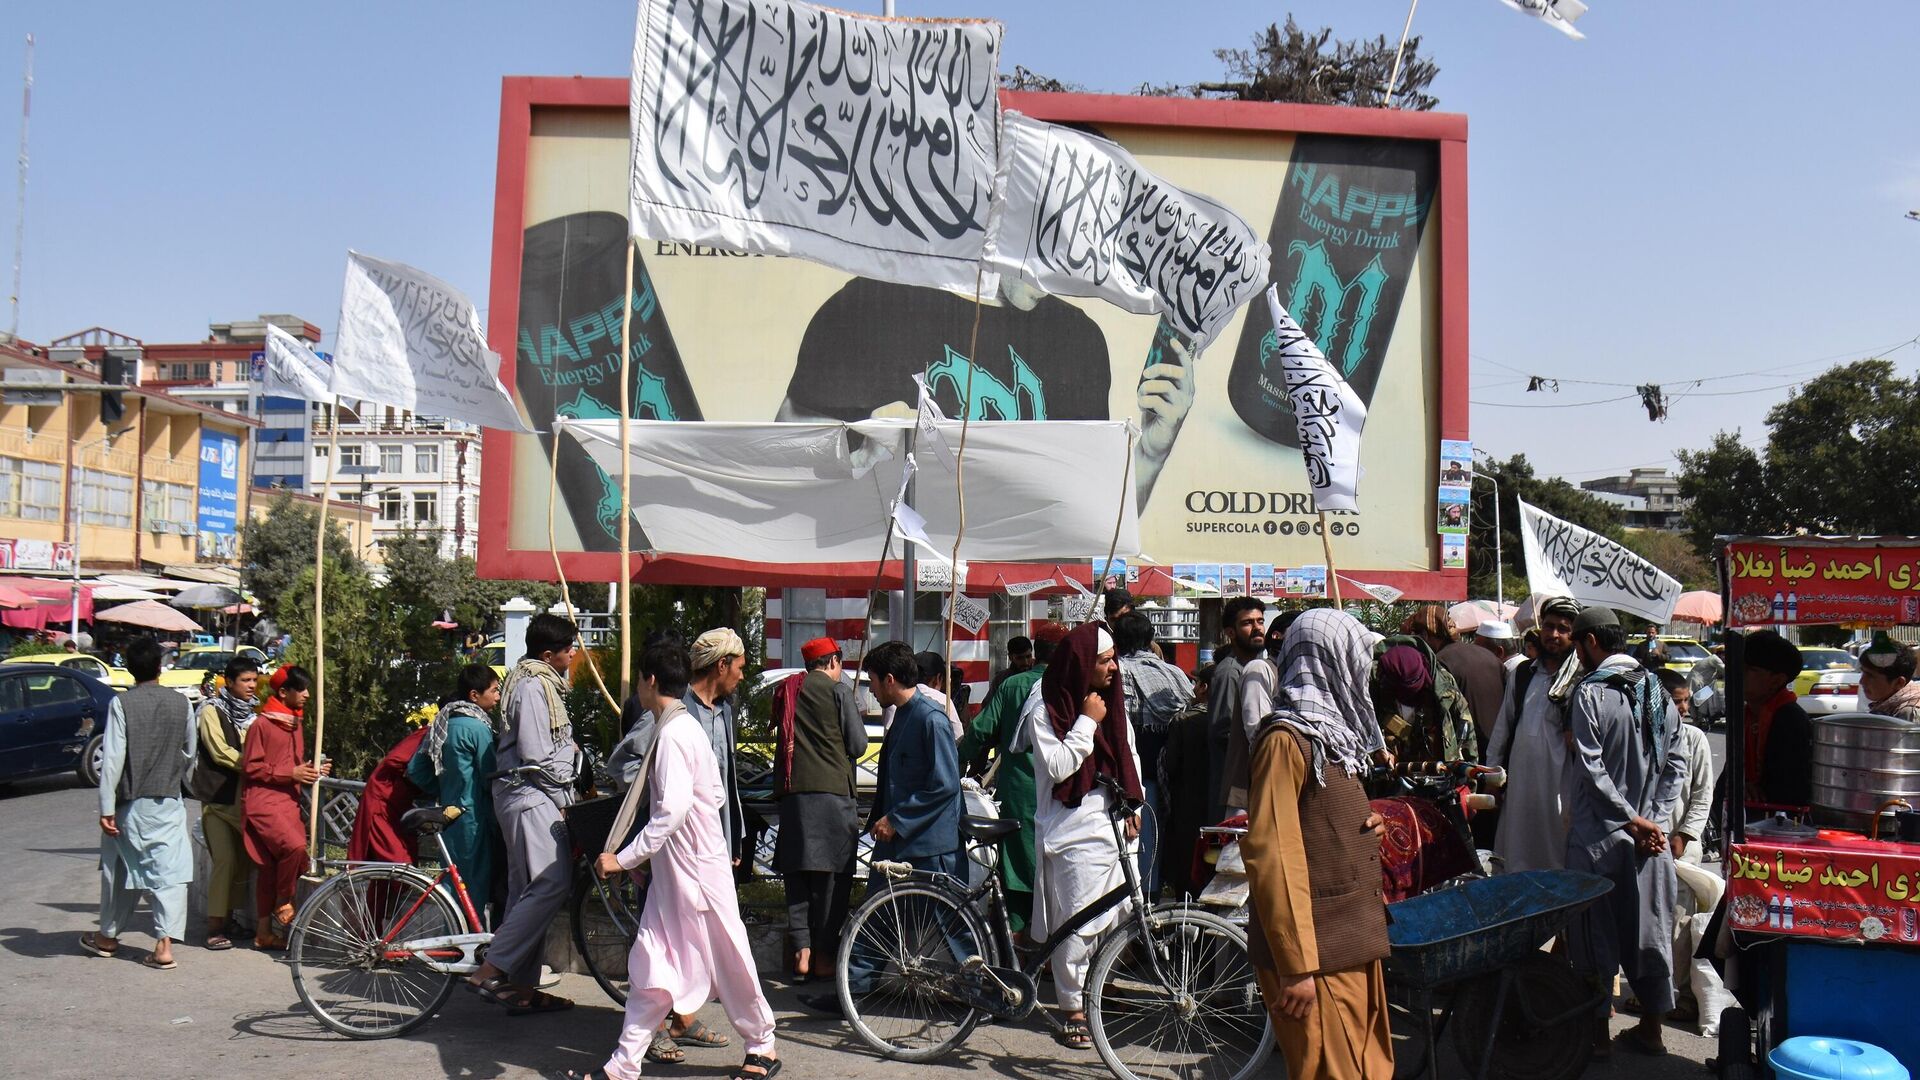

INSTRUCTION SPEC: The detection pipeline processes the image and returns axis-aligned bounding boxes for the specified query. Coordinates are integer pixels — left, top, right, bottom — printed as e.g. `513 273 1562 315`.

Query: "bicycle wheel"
836 878 995 1063
572 868 644 1006
1087 906 1273 1080
1450 953 1591 1080
288 866 464 1039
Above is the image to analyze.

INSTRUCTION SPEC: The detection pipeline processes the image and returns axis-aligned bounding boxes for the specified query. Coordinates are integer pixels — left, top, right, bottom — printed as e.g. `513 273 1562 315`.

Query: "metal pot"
1810 713 1920 831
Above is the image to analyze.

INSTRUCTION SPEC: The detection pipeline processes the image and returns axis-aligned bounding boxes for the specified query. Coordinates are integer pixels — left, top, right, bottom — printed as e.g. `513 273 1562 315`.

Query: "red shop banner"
1724 539 1920 627
1727 842 1920 946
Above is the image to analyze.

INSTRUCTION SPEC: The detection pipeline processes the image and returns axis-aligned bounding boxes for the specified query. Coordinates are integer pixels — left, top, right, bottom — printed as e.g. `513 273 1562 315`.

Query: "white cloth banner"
331 252 531 433
262 323 333 402
986 111 1270 352
1062 594 1096 624
943 593 990 634
629 0 1003 295
560 418 1139 565
916 558 968 590
1518 499 1681 624
913 374 958 471
1266 286 1367 512
1496 0 1588 39
1003 577 1056 596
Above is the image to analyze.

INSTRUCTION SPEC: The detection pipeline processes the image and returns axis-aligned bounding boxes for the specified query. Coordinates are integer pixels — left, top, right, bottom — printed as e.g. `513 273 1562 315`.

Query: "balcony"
312 415 475 437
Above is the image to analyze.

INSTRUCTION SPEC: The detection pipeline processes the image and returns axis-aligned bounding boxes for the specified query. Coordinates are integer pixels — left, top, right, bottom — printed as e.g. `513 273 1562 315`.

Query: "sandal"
672 1017 731 1048
730 1053 782 1080
646 1029 687 1064
78 933 118 958
205 934 234 951
465 974 511 1005
1060 1018 1092 1050
504 988 574 1016
142 954 178 970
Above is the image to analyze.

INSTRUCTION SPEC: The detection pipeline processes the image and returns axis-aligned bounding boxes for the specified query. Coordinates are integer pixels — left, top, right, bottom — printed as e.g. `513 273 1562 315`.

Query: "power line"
1471 393 1637 409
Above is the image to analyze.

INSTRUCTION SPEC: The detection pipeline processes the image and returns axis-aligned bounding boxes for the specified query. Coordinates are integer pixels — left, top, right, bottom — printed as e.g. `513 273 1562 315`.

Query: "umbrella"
171 584 242 610
95 599 206 634
1671 591 1724 625
92 584 167 602
219 602 257 616
1449 599 1517 633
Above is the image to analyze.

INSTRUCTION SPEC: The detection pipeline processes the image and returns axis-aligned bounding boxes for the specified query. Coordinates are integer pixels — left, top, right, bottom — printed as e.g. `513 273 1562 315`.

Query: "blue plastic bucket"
1771 1037 1908 1080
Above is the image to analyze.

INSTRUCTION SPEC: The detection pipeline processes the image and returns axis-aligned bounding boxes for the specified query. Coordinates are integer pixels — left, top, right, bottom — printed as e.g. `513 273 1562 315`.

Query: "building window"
415 444 439 474
783 589 827 669
338 444 362 469
192 362 211 380
140 480 195 526
78 469 134 529
313 444 329 459
0 457 61 522
379 444 403 473
413 492 438 524
167 363 188 381
377 490 404 521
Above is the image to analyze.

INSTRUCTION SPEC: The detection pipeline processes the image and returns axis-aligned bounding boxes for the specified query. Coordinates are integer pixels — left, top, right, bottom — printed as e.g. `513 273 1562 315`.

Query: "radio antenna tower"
7 34 31 344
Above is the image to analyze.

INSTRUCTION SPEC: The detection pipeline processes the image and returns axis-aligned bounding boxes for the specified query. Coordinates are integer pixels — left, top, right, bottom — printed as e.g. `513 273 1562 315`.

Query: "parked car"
0 653 134 692
160 644 271 706
1650 636 1726 727
1792 648 1857 698
0 665 117 786
1800 663 1865 716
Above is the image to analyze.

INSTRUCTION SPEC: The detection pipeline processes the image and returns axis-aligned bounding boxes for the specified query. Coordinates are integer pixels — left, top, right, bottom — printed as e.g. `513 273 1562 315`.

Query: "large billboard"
197 429 241 561
480 80 1468 597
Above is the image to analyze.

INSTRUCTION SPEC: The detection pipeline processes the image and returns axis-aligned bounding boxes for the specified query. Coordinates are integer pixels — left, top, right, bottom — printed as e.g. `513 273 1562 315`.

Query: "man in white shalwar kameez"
581 643 778 1080
1485 596 1582 872
1024 622 1144 1050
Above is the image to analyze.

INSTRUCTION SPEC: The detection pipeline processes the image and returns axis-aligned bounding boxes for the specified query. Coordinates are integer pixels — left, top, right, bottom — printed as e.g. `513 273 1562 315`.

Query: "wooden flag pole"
617 238 636 702
1318 510 1343 606
305 403 342 871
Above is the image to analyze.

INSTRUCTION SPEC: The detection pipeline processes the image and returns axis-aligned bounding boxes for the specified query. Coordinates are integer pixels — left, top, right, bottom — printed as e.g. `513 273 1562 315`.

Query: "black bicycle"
832 776 1273 1080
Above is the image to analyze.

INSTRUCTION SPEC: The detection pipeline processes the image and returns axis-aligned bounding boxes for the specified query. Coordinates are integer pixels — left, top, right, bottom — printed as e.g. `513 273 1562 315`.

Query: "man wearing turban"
1486 595 1582 873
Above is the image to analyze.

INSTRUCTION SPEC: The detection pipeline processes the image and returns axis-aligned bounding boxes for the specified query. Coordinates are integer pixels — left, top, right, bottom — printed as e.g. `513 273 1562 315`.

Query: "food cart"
1717 536 1920 1077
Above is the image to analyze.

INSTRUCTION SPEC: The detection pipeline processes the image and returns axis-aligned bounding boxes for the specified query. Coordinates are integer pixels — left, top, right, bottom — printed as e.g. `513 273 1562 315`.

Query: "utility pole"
1472 448 1503 608
8 34 32 342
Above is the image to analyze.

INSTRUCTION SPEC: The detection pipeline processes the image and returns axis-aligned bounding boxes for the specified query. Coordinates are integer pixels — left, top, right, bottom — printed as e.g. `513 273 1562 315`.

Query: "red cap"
269 666 291 691
1032 621 1070 646
800 637 839 662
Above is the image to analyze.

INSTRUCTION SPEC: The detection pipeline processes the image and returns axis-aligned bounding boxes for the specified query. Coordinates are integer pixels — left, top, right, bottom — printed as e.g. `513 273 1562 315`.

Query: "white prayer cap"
1477 620 1516 641
1096 627 1114 655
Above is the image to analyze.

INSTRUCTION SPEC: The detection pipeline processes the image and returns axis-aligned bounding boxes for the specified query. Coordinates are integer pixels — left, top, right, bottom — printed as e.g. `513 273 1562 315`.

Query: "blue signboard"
197 429 241 560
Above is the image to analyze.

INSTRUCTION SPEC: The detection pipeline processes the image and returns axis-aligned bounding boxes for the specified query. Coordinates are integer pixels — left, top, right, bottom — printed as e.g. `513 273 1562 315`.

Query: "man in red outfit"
347 725 429 866
242 666 329 949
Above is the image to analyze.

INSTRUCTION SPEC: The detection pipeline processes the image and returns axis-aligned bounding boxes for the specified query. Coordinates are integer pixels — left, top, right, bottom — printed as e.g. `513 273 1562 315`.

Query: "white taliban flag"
330 252 531 433
1496 0 1588 39
1518 499 1681 624
262 323 334 402
628 0 1003 295
986 111 1270 352
1266 286 1367 512
1339 575 1404 605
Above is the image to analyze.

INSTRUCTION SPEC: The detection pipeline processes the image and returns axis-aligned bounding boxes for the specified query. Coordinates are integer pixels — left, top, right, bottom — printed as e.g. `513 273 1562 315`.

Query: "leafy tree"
1678 359 1920 545
1618 528 1714 591
240 493 361 622
275 560 414 778
1196 17 1439 110
1467 454 1625 600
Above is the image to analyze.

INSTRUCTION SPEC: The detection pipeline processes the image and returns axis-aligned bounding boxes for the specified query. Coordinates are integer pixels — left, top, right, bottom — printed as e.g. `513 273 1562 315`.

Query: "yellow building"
0 338 256 574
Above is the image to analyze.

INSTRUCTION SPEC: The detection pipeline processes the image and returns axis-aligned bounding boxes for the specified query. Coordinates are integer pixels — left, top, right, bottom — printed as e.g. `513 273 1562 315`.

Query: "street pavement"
1 765 1723 1079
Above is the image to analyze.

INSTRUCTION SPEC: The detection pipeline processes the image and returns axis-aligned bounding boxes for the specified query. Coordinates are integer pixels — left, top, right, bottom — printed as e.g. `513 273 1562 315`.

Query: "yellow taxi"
160 645 272 706
0 653 135 692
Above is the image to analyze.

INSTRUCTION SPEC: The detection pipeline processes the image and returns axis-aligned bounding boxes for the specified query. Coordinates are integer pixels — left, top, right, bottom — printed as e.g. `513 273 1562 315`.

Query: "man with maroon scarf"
1022 622 1143 1050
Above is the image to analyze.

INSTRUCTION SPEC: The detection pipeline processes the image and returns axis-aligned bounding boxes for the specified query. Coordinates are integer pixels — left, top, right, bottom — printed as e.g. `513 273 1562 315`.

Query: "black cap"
1571 606 1619 635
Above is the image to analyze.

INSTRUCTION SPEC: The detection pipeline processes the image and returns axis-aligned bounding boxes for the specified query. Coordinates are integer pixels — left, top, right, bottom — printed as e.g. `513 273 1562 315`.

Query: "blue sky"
2 0 1916 479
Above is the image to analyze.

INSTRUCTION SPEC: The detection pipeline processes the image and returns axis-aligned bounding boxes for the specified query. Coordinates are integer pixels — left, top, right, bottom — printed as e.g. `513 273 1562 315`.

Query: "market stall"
1717 535 1920 1075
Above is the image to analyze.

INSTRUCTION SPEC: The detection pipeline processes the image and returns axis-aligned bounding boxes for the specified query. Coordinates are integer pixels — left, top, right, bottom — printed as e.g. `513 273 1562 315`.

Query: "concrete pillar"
501 597 537 668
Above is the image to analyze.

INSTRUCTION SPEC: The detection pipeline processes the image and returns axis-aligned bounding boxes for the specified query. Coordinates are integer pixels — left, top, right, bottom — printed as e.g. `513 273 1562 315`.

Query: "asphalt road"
0 762 1725 1079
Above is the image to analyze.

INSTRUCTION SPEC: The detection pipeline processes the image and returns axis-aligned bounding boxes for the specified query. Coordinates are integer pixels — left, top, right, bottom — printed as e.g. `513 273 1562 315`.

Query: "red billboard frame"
479 77 1470 597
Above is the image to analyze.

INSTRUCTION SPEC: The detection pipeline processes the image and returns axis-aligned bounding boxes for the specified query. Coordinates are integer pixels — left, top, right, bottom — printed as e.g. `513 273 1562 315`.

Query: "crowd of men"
84 591 1884 1078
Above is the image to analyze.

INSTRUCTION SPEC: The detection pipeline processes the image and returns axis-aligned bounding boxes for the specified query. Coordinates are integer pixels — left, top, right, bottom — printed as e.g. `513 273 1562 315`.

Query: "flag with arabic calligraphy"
1265 286 1367 512
1495 0 1588 40
628 0 1004 295
1518 499 1680 624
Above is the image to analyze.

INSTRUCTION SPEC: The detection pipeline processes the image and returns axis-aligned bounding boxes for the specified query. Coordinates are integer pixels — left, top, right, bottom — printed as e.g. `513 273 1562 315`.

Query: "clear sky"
2 0 1915 479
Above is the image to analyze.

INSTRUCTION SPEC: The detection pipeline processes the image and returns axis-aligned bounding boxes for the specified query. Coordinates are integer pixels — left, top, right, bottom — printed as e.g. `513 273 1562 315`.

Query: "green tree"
240 493 361 622
275 560 414 778
1199 17 1439 110
1619 528 1714 591
1678 359 1920 544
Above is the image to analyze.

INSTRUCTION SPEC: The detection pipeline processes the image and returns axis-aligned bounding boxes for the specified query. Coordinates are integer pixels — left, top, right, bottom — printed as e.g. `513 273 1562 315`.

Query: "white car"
1800 666 1865 716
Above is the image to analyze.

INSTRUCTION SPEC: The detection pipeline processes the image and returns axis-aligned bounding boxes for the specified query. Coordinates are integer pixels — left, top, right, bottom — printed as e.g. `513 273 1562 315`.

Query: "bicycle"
288 778 641 1038
833 775 1273 1080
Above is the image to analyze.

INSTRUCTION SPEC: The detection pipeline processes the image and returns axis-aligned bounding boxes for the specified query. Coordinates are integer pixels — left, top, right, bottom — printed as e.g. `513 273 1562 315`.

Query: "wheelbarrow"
1386 869 1613 1080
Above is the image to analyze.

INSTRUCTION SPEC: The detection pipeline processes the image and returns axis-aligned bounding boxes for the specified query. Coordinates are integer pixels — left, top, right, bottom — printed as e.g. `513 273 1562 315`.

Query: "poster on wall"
486 89 1462 589
1249 563 1276 599
1441 535 1467 569
1437 486 1470 536
197 430 241 561
1440 440 1473 486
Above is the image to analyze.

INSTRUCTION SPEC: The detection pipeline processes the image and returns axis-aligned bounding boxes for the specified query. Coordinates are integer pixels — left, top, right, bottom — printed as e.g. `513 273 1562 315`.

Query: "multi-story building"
126 315 483 560
1579 467 1689 531
0 335 256 580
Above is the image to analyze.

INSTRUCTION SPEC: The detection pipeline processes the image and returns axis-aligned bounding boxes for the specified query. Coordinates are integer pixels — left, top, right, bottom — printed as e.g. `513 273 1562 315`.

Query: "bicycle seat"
402 805 463 835
960 815 1020 844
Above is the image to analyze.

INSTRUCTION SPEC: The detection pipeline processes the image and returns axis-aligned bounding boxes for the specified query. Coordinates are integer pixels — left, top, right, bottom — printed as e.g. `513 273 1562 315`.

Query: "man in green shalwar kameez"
959 622 1067 935
408 664 503 920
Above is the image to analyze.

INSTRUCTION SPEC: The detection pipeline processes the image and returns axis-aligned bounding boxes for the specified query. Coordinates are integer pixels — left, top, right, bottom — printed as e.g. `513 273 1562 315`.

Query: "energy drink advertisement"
516 211 703 551
1227 135 1437 448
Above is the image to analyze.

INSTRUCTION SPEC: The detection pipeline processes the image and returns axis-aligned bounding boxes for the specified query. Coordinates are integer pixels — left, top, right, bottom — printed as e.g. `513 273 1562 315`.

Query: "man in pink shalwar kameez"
582 642 779 1080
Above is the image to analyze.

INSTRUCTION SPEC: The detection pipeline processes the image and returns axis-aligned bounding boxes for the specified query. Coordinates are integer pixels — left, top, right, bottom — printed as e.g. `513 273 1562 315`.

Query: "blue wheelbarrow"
1387 869 1613 1080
